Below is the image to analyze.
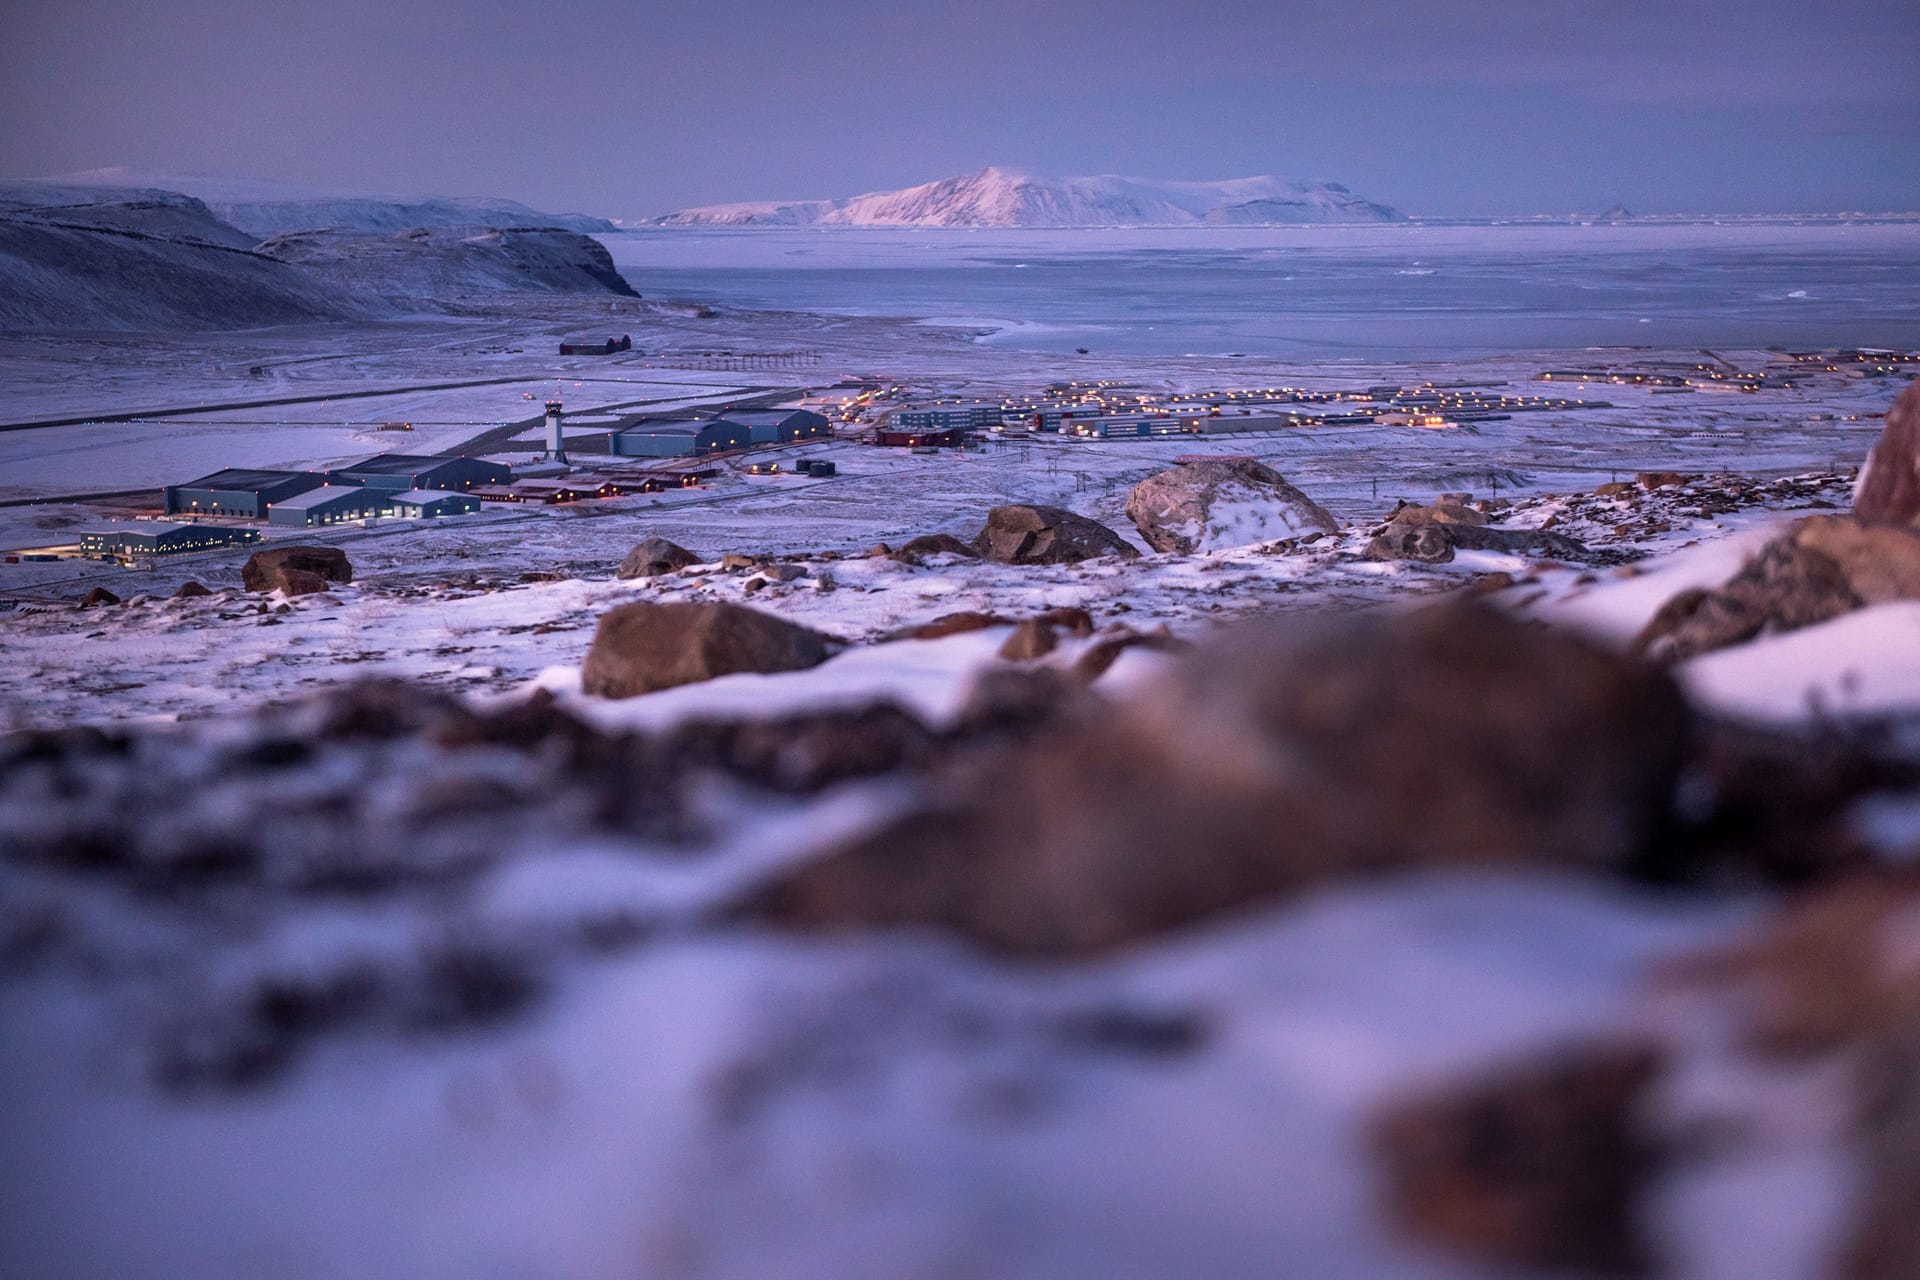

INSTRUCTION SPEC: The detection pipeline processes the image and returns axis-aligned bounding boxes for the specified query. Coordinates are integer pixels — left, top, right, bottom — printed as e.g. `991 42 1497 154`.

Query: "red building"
875 428 967 448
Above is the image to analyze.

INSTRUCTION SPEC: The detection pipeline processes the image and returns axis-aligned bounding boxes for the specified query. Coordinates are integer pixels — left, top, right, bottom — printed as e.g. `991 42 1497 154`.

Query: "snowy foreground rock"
4 579 1920 1279
1125 458 1339 555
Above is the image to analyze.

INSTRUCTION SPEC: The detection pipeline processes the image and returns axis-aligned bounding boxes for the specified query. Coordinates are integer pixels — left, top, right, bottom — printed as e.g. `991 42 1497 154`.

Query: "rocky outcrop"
616 538 699 579
1125 459 1338 554
1855 382 1920 525
1364 515 1591 564
580 602 838 698
242 546 352 592
1370 1041 1665 1277
971 504 1140 565
742 605 1692 956
79 587 121 607
171 580 212 599
1635 515 1920 661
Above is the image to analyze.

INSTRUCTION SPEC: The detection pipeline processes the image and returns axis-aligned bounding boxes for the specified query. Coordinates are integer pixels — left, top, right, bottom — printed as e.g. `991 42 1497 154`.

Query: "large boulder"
275 567 331 597
1855 382 1920 525
1635 515 1920 662
241 546 352 592
1125 459 1338 554
742 604 1692 956
970 504 1139 565
580 602 839 699
615 538 699 580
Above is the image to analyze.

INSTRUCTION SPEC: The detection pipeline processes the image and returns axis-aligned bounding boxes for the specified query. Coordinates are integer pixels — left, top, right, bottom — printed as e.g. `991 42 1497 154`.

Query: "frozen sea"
600 222 1920 359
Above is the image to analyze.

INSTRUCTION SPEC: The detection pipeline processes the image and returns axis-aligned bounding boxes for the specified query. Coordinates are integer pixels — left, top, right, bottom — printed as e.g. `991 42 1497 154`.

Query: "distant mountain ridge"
655 167 1400 227
0 181 635 331
37 169 617 238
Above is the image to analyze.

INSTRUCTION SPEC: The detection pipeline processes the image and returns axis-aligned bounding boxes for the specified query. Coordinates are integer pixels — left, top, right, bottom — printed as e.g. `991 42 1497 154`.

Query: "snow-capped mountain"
656 167 1400 227
39 169 617 238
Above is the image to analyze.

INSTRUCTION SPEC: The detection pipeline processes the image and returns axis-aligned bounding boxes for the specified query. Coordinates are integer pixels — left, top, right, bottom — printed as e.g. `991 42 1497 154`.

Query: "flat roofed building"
875 427 967 448
508 480 585 504
81 524 262 558
328 454 511 492
266 485 386 528
897 402 1002 433
164 469 327 518
386 489 481 518
609 419 751 458
710 407 832 445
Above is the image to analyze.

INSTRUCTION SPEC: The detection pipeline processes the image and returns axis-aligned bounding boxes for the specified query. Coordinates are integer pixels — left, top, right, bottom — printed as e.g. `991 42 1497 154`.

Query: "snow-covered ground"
2 263 1918 1279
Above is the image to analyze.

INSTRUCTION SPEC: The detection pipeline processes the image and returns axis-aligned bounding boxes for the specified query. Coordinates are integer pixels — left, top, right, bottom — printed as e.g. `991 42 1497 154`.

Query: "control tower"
543 400 567 464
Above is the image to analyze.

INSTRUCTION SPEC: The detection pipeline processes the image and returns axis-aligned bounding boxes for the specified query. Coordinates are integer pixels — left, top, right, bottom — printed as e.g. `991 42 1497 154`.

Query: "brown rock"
893 533 979 561
890 611 1009 641
1387 500 1490 528
1634 533 1861 662
581 602 839 699
241 546 351 592
997 619 1058 661
1073 626 1187 682
1370 1041 1664 1278
1125 459 1338 554
616 538 699 579
1034 605 1096 637
1364 521 1455 563
1636 470 1691 490
743 605 1690 956
1365 513 1590 564
171 580 212 599
661 702 944 794
1791 515 1920 604
275 567 330 596
971 504 1140 565
1854 382 1920 525
80 586 121 607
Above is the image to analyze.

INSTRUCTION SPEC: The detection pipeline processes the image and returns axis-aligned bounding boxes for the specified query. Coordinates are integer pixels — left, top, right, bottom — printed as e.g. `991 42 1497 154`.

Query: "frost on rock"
1126 459 1339 555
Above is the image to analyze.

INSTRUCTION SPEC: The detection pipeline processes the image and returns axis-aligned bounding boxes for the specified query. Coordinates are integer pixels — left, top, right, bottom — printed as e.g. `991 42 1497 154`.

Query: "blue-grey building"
709 408 832 445
386 489 481 519
266 485 386 528
609 418 751 457
897 402 1003 433
1071 415 1198 439
81 524 262 558
327 454 511 492
164 469 327 518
